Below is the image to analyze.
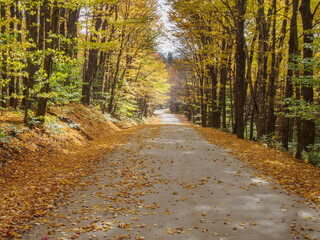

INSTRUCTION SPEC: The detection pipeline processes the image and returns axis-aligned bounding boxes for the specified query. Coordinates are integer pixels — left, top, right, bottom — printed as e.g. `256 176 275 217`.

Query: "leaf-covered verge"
194 127 320 207
0 104 144 239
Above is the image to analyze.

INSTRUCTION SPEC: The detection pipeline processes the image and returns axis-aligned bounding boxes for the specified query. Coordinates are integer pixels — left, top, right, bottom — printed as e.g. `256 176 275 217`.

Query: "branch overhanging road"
23 112 320 240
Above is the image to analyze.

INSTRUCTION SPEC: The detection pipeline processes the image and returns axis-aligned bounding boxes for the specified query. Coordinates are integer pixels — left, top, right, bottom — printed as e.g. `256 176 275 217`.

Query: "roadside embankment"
0 104 143 238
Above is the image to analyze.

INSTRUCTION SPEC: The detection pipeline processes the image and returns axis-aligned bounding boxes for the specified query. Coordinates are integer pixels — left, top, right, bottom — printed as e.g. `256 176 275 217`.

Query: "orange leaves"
194 126 320 206
165 208 171 215
164 227 185 234
0 106 142 238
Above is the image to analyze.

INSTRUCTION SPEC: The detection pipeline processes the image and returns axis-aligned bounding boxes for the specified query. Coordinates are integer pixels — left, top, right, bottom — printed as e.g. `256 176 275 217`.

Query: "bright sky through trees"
157 0 177 55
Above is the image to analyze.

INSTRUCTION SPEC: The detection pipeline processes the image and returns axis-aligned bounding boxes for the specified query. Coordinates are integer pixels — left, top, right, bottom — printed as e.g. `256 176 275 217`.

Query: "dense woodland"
168 0 320 162
0 0 169 123
1 0 320 163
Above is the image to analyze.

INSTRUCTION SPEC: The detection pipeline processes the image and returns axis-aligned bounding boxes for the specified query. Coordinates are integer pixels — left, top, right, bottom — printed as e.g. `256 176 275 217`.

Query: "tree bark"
1 3 7 108
266 0 289 135
24 1 38 122
219 39 228 129
208 64 219 128
9 3 16 108
66 6 80 60
36 0 60 119
233 0 247 138
296 0 315 158
282 0 299 150
254 0 269 139
81 7 102 106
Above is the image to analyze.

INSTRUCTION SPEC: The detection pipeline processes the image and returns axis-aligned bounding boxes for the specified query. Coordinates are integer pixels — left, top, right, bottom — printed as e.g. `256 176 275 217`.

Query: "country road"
23 113 320 240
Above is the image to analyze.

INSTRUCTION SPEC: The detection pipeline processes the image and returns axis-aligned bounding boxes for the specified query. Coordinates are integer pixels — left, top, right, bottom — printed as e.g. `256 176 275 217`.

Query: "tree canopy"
0 0 169 123
167 0 320 161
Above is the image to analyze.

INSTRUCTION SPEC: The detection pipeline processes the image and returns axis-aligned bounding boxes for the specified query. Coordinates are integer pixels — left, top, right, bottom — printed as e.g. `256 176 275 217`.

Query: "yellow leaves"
145 202 159 210
164 227 185 234
165 208 171 215
201 212 207 216
194 126 320 206
303 235 317 239
250 222 258 228
118 223 131 229
0 105 142 237
183 184 196 189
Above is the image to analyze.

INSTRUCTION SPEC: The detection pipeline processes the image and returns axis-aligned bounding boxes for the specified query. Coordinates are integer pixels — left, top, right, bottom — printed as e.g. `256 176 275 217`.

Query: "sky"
156 0 177 55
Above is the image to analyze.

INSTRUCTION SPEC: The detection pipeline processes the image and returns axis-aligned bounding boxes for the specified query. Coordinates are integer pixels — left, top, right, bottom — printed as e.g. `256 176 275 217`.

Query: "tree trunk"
1 3 7 108
255 0 269 140
208 64 219 128
36 0 60 120
266 0 289 135
14 0 22 109
282 0 299 150
233 0 247 138
296 0 315 158
59 7 66 51
199 74 207 127
219 39 228 129
81 8 102 106
9 3 16 108
24 1 38 122
66 6 80 60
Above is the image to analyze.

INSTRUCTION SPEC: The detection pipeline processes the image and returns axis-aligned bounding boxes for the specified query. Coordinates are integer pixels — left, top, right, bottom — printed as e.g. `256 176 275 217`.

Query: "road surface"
23 113 320 240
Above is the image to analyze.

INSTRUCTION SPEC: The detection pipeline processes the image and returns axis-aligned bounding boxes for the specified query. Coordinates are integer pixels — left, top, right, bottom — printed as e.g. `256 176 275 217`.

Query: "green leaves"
280 98 320 123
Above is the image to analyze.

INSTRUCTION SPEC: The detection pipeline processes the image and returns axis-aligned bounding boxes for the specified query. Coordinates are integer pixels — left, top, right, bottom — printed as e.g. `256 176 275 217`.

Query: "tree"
36 0 60 120
296 0 316 158
281 0 299 150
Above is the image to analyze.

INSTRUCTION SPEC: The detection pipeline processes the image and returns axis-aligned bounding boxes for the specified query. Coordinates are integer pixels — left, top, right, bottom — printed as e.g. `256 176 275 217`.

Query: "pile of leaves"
0 105 142 238
194 127 320 206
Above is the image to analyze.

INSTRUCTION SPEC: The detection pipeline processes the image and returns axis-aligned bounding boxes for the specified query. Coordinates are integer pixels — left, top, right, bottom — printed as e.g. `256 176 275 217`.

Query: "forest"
1 1 320 238
0 0 320 163
167 0 320 162
0 0 169 124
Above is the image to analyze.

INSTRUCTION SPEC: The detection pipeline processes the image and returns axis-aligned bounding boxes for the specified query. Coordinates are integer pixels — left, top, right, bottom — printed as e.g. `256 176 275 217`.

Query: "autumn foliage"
195 126 320 206
0 104 141 238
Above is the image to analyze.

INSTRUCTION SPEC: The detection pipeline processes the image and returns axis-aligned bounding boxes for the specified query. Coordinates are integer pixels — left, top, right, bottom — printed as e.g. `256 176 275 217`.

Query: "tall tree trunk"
108 27 125 113
282 0 299 150
233 0 247 138
24 1 38 122
59 7 66 51
9 3 16 108
208 64 219 128
38 1 46 51
200 74 206 127
219 39 228 129
266 0 289 135
93 14 108 101
246 26 257 140
255 0 269 140
81 7 102 106
296 0 315 158
36 0 60 119
66 6 80 60
14 0 22 109
1 3 7 108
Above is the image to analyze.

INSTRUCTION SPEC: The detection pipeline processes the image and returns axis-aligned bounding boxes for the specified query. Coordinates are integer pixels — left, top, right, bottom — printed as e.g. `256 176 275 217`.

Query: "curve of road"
23 113 320 240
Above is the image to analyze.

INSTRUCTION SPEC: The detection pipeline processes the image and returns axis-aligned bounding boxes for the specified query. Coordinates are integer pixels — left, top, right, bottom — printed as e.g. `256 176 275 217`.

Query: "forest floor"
1 109 320 239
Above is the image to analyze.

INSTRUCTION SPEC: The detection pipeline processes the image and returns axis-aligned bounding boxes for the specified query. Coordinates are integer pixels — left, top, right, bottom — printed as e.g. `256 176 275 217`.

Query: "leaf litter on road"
194 126 320 206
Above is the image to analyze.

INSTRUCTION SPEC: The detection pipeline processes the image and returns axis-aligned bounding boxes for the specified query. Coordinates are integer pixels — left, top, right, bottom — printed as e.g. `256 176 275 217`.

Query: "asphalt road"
23 114 320 240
